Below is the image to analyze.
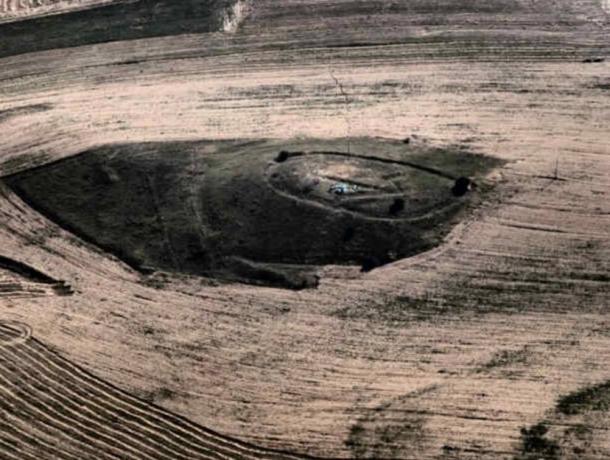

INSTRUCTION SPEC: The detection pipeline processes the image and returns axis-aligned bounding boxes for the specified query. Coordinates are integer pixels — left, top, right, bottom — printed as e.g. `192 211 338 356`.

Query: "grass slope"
4 138 502 288
0 0 237 59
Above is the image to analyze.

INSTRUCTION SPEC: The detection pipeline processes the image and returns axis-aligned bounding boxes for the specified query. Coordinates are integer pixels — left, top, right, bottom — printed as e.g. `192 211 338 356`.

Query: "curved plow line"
0 390 122 460
0 416 83 460
0 321 31 347
0 328 15 341
8 339 224 460
0 435 40 460
18 337 308 459
0 344 213 460
1 344 220 460
0 363 192 460
13 340 242 460
23 338 308 459
0 358 155 460
0 326 24 344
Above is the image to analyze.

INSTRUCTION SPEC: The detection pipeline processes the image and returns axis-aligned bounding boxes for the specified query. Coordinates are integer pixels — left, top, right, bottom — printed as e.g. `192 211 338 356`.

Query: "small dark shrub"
519 423 560 459
451 177 472 197
275 151 290 162
389 198 405 215
361 256 381 272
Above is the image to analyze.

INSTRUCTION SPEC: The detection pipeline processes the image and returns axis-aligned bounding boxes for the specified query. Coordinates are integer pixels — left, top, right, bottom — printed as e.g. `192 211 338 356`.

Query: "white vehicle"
328 182 358 195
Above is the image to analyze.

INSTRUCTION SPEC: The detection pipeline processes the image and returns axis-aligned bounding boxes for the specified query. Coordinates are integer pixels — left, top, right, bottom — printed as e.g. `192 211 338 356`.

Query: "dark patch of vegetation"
347 413 428 459
411 147 504 180
388 198 405 216
343 226 356 242
0 152 52 177
141 272 171 290
52 281 74 296
346 388 435 459
334 291 454 324
480 347 530 371
5 138 501 289
567 271 610 283
360 255 382 273
565 423 591 439
517 423 560 460
141 386 177 403
0 104 52 123
275 150 290 163
345 425 366 452
225 257 320 290
582 57 605 63
556 381 610 415
451 177 473 197
0 0 237 59
115 59 144 66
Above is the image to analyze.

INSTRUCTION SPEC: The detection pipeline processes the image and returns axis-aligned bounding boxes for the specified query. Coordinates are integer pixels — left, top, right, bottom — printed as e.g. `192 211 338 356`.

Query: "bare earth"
0 1 609 459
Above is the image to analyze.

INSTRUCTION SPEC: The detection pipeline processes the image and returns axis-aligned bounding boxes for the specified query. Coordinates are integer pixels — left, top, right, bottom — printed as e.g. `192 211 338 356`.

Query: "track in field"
0 321 311 460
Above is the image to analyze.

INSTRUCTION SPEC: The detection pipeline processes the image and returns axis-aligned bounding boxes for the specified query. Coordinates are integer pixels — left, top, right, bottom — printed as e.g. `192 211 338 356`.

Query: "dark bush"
361 256 381 272
389 198 405 215
275 151 290 162
451 177 472 197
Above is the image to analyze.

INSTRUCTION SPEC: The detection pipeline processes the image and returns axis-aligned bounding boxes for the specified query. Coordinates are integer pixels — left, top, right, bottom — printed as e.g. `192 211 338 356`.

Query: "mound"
4 137 502 288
